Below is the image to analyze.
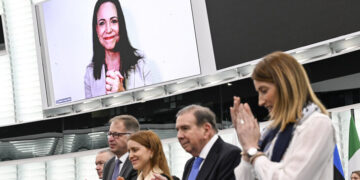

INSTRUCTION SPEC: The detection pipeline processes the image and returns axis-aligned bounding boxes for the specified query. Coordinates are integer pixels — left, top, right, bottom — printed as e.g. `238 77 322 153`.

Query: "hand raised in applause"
230 96 260 154
106 70 125 94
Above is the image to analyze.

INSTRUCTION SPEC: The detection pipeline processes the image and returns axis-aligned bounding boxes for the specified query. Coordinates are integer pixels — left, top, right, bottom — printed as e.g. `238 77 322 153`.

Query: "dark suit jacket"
102 156 137 180
182 137 241 180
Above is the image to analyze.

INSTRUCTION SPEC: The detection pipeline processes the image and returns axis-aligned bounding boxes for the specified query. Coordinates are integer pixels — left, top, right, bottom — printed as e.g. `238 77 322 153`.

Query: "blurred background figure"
128 130 173 180
96 149 115 179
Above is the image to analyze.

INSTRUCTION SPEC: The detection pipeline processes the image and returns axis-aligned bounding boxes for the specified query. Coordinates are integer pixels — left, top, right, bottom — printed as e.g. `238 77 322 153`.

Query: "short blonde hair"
252 51 327 131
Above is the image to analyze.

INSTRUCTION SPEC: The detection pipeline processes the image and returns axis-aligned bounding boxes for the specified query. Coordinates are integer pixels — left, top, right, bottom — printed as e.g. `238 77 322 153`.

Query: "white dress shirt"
115 152 129 174
234 111 335 180
198 134 219 169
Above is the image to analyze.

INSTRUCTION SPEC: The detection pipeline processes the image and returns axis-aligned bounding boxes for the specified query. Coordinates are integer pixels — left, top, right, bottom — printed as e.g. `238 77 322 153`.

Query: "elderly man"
102 115 140 180
95 149 114 179
176 105 241 180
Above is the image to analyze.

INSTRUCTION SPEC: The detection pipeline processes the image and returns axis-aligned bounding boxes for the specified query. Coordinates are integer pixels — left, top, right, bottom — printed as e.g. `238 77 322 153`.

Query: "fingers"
243 103 254 118
230 96 241 127
114 71 124 79
243 103 257 127
106 70 117 79
105 84 111 91
106 77 114 85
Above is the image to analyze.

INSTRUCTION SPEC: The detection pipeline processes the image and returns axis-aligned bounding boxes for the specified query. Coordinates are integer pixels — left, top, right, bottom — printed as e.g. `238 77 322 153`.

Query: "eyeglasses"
107 131 131 138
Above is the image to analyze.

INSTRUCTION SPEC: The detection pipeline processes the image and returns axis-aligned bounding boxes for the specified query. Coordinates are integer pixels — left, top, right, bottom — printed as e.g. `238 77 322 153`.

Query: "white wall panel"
3 0 43 122
0 54 15 126
76 155 97 180
18 162 45 180
0 165 17 180
47 158 75 180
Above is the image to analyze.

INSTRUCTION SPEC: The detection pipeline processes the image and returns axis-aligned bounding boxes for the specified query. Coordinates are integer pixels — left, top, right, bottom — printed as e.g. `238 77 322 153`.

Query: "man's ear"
202 122 213 136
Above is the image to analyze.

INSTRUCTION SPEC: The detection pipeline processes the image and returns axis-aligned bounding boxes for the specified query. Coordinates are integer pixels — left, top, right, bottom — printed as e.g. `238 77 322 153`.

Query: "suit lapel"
120 157 132 178
183 157 195 180
107 157 116 180
196 138 223 180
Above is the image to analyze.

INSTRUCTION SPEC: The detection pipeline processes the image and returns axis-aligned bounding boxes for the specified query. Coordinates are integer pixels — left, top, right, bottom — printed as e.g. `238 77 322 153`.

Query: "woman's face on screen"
96 2 120 51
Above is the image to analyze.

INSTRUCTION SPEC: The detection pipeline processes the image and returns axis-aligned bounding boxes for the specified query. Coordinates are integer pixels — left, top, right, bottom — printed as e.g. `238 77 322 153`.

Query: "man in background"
176 105 241 180
102 115 140 180
95 149 114 179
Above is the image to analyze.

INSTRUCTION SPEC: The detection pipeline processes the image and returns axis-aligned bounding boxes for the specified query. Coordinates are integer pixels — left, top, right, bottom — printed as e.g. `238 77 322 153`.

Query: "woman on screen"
127 131 173 180
84 0 151 98
231 51 335 179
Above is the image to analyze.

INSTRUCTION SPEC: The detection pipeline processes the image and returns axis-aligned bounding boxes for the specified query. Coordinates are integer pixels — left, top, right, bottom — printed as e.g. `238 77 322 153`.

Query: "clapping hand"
106 70 125 94
230 96 260 154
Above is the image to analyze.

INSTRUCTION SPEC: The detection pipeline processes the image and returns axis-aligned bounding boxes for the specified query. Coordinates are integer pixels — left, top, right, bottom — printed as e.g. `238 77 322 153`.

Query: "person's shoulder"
307 111 331 125
104 156 115 168
298 111 333 132
86 62 95 70
134 50 148 64
217 137 241 152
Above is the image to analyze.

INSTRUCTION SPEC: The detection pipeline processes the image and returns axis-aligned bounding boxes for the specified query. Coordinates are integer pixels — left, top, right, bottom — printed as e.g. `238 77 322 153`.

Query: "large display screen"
206 0 360 69
37 0 201 105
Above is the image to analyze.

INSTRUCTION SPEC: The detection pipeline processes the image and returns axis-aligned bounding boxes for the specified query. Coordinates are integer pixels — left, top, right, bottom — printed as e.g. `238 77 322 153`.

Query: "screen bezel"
33 0 216 108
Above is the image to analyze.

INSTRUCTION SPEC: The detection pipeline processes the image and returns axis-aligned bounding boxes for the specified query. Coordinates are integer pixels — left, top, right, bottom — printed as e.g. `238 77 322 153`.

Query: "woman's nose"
106 22 112 33
258 96 265 106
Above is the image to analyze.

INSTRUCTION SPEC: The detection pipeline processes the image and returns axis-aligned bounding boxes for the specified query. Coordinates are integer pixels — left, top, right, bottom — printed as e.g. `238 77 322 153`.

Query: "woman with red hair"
127 131 172 180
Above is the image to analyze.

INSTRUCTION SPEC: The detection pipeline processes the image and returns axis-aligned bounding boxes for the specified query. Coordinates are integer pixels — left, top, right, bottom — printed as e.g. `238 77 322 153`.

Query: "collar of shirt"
199 134 219 160
116 152 129 163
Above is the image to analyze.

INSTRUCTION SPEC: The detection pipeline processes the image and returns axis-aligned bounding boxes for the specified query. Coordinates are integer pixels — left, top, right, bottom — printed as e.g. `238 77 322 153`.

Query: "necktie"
112 159 122 180
188 157 204 180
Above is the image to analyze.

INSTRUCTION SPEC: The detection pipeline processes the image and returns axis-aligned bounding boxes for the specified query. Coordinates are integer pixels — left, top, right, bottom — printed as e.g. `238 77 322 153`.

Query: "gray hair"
97 149 113 155
176 104 218 132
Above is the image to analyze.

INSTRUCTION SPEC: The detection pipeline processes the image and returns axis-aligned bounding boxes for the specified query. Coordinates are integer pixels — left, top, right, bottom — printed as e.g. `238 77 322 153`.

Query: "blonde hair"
128 131 172 180
252 51 327 131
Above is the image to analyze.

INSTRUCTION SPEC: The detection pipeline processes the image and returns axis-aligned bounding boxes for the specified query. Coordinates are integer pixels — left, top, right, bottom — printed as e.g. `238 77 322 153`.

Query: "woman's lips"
131 159 138 165
104 36 114 40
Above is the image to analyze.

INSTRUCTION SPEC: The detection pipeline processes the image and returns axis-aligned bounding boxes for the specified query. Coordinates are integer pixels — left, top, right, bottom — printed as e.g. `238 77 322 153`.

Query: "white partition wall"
76 155 97 180
47 158 75 180
0 0 15 126
2 0 43 123
0 53 15 126
18 162 46 180
0 165 17 180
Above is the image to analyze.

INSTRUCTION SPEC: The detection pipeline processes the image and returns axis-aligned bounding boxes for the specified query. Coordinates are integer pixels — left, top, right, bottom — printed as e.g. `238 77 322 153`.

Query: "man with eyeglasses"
102 115 140 180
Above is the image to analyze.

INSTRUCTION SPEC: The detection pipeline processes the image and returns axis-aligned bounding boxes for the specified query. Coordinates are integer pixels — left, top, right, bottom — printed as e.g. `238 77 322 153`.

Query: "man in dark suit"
102 115 140 180
176 105 241 180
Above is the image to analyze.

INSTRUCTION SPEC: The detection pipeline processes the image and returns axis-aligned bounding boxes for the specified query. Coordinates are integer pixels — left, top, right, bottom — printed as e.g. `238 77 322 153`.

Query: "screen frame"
33 0 217 108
